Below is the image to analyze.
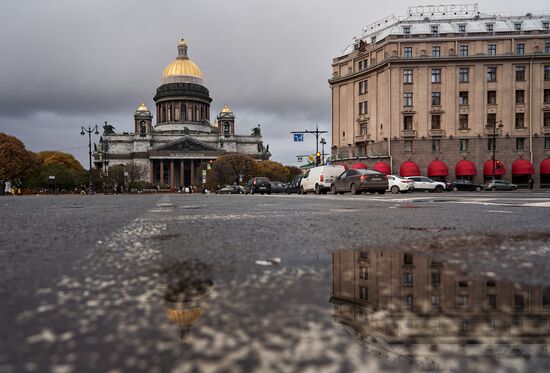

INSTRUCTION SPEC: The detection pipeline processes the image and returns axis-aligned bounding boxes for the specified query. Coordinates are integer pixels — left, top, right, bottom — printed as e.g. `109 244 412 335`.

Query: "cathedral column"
149 160 154 184
160 160 164 188
190 160 195 185
170 160 175 192
180 160 184 186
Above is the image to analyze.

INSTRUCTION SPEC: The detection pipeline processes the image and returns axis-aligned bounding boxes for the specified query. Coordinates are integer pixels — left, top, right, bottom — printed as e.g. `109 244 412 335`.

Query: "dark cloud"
0 0 532 165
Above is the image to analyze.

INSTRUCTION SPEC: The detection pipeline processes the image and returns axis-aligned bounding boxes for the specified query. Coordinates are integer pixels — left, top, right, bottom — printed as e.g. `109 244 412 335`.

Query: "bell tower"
217 104 235 137
134 100 153 136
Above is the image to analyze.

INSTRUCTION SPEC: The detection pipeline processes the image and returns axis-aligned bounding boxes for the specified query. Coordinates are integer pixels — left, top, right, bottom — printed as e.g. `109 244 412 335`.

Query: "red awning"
399 161 420 177
351 162 368 170
483 160 506 176
455 160 477 177
541 159 550 175
427 160 448 177
372 161 391 175
512 159 534 175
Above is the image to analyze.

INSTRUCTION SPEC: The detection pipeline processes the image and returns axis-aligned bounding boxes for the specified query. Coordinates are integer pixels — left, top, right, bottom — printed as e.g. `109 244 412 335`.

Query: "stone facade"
329 7 550 187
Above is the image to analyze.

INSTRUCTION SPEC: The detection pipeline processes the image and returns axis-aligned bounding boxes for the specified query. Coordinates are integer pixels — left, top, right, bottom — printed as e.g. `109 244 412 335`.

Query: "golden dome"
221 103 232 113
162 59 203 79
137 100 149 112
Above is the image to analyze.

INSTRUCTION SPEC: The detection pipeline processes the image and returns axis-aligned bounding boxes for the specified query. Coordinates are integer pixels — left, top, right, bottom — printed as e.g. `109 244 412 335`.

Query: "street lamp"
320 138 327 165
81 125 99 193
490 120 504 181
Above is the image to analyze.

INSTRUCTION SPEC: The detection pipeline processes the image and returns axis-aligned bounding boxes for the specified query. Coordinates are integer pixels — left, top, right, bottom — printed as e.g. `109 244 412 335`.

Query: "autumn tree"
0 133 40 181
208 154 258 188
37 151 84 172
255 160 291 182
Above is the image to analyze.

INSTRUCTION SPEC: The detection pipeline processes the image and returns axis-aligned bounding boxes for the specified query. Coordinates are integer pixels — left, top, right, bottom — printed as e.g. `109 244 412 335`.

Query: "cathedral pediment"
151 137 223 154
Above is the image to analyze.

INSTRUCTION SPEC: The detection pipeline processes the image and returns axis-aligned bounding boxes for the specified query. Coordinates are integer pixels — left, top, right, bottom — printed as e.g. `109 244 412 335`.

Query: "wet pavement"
1 192 550 372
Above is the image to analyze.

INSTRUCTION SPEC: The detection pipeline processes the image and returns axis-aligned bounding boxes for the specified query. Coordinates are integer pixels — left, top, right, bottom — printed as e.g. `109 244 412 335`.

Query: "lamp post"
320 138 327 165
490 120 504 181
81 125 99 193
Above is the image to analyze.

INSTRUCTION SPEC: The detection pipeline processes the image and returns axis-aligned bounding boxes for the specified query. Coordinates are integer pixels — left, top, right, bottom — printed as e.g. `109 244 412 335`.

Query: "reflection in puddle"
161 260 213 344
331 249 550 370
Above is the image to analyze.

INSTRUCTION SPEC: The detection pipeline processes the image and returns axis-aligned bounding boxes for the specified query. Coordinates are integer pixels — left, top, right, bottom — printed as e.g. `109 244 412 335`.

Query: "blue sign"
293 133 304 142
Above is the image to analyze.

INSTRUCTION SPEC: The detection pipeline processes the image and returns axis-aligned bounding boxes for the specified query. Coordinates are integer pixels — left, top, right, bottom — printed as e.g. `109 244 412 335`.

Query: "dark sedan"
286 175 303 194
270 181 287 194
484 179 518 191
331 169 388 195
216 185 241 194
245 177 272 195
448 180 483 192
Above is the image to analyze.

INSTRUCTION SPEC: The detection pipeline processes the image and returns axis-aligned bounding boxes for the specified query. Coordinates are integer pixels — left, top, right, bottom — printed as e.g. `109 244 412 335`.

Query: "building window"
403 295 413 310
403 115 413 130
359 251 369 260
431 114 441 129
516 137 526 150
545 89 550 103
458 67 469 82
403 47 413 58
359 122 368 136
432 139 440 152
359 267 368 280
514 294 525 311
403 272 413 287
139 121 146 134
431 68 441 83
403 69 413 83
403 92 413 107
431 295 441 309
432 46 441 57
486 294 497 309
515 65 525 81
543 288 550 308
515 113 525 128
404 140 413 152
359 101 368 115
458 295 469 308
359 286 368 301
460 44 469 56
516 89 525 104
545 42 550 53
487 90 497 105
403 26 411 35
543 22 550 30
358 60 368 71
514 22 522 31
487 67 497 82
516 43 525 55
431 271 441 287
371 36 376 43
487 113 497 128
486 23 494 32
545 66 550 80
404 253 413 265
431 92 441 106
459 91 469 105
488 44 497 56
342 131 345 137
358 80 368 95
546 137 550 149
431 25 439 34
459 115 469 131
459 138 469 151
458 24 466 33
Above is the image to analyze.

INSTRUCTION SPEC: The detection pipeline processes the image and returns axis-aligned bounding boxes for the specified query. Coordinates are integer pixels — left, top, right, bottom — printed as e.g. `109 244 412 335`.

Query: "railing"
401 129 417 138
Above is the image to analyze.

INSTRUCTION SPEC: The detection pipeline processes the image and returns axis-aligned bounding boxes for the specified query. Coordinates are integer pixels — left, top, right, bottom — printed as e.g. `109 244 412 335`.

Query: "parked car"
301 165 346 194
405 176 446 193
387 175 414 194
270 181 287 194
484 179 517 191
448 180 483 192
216 185 240 194
331 169 388 195
245 177 272 194
286 175 303 194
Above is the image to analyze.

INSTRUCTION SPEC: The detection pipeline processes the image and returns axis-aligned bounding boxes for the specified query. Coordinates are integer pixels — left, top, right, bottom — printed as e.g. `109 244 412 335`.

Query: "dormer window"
514 22 522 31
403 26 411 35
371 35 377 43
486 23 494 32
458 24 466 33
543 21 549 30
431 25 439 34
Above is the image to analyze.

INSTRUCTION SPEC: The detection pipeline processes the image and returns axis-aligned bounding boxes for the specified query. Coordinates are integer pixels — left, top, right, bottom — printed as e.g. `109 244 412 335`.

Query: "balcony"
355 134 370 143
542 126 550 135
400 129 417 138
429 129 446 137
484 126 502 136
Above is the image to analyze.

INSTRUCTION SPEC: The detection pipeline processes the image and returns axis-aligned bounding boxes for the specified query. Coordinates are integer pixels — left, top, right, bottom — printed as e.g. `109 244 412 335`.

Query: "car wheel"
452 186 458 192
435 185 444 193
315 184 320 195
377 190 385 195
490 186 496 192
475 186 482 192
331 185 337 195
350 184 359 195
511 186 517 191
301 186 306 195
390 186 400 194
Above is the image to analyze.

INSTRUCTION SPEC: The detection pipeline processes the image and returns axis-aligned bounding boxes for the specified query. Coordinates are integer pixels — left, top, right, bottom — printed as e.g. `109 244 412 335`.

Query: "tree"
37 151 84 172
255 160 290 182
209 154 258 188
0 133 40 181
285 166 303 180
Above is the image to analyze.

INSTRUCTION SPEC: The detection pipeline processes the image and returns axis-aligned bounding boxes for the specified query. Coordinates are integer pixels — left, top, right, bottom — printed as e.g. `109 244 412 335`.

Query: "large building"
95 38 270 189
329 4 550 187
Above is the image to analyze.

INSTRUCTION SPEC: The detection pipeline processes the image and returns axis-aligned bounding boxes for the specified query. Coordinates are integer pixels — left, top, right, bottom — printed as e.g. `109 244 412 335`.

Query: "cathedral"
94 38 270 189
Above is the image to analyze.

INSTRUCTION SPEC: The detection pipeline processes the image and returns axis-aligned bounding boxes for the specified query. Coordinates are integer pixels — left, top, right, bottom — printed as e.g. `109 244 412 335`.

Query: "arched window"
140 121 146 134
223 122 230 135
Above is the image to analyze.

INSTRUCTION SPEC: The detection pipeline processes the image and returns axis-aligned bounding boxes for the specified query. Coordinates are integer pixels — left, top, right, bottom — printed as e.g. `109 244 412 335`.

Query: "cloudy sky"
0 0 545 167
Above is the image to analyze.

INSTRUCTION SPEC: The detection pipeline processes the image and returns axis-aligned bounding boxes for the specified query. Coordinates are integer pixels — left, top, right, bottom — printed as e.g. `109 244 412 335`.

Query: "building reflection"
162 260 213 344
331 250 550 368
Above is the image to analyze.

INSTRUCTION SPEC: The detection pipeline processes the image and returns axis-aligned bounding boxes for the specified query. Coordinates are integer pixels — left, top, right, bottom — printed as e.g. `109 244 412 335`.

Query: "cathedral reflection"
161 260 213 344
331 250 550 367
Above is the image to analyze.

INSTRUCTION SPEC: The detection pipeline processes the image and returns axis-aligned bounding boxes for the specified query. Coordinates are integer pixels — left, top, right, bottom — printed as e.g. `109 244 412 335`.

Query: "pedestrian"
0 180 4 196
529 176 534 190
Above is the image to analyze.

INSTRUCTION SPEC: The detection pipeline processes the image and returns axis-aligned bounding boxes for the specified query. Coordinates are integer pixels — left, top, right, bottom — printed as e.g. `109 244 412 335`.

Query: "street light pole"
491 120 504 181
81 125 99 193
320 138 327 165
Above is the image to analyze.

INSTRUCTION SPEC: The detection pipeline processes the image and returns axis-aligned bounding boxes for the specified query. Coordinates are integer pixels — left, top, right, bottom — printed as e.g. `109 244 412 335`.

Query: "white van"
301 165 346 194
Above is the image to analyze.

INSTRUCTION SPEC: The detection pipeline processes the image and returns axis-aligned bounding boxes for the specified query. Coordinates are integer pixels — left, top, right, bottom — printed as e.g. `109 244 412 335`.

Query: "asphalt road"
1 191 550 372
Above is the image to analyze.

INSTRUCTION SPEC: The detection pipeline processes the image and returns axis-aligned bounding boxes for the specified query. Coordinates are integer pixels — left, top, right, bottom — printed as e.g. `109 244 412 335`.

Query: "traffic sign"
293 133 304 142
